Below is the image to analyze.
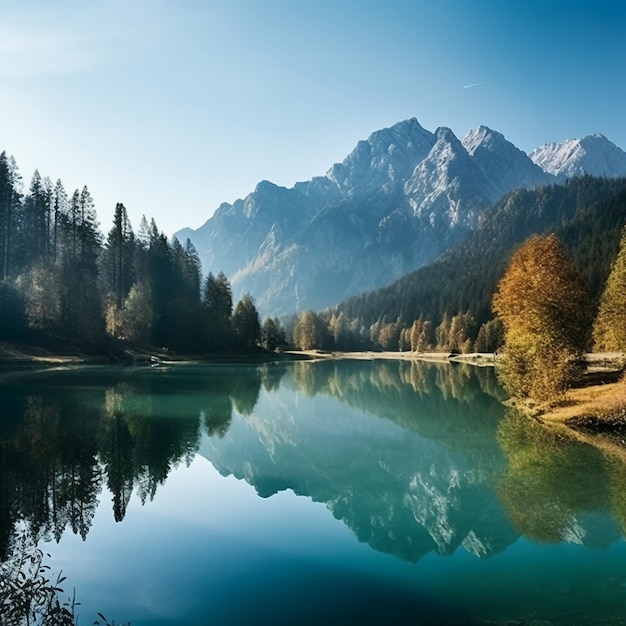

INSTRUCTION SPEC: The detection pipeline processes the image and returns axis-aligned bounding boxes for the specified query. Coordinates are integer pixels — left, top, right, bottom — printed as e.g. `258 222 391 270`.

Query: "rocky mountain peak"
175 117 625 317
462 125 505 155
326 117 435 194
462 126 552 197
530 133 626 179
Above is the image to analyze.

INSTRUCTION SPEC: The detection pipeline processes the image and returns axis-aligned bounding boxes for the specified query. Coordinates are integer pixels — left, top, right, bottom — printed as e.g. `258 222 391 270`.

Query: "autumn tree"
492 234 591 404
475 318 504 353
293 310 331 351
377 319 403 351
17 263 61 331
409 318 435 352
121 282 153 344
593 225 626 352
447 312 475 354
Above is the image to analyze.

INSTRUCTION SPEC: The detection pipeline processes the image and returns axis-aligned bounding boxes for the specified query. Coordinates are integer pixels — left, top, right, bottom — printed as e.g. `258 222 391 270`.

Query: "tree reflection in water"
0 365 269 560
497 409 624 546
3 359 626 579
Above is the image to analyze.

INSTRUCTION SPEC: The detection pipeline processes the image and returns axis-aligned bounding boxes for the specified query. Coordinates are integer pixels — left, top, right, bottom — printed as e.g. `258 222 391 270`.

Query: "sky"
0 0 624 237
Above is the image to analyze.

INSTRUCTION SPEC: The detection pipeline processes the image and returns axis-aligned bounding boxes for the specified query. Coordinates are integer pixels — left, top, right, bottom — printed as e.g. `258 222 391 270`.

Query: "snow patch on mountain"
175 118 626 317
530 134 626 179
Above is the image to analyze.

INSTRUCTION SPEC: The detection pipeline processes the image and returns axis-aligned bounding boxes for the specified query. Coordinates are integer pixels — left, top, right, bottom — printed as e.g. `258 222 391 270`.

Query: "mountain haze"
177 119 626 317
335 177 626 337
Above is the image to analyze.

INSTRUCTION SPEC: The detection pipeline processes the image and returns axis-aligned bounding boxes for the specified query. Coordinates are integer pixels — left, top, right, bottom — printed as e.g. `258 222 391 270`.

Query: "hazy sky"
0 0 624 236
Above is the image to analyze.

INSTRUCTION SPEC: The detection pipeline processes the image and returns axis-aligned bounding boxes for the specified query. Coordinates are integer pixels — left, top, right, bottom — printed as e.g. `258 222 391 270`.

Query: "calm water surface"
1 360 626 625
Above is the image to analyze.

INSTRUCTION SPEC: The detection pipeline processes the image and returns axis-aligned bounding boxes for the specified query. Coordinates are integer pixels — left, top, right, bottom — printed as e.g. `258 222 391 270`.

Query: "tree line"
288 177 626 356
0 152 287 354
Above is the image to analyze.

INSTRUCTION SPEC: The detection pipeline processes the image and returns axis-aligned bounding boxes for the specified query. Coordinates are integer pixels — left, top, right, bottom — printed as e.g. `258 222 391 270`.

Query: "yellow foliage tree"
492 234 591 404
593 225 626 352
293 310 330 350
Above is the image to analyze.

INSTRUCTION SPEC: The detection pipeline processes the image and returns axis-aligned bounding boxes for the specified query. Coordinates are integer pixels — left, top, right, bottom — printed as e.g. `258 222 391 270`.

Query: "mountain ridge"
176 119 626 317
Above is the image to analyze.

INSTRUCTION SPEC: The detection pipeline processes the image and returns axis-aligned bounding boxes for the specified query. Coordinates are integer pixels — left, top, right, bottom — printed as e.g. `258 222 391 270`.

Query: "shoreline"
285 349 498 366
3 340 625 449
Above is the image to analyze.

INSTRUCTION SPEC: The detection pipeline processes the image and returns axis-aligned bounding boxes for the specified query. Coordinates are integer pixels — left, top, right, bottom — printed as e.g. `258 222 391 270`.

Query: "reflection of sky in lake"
3 361 625 624
49 453 626 626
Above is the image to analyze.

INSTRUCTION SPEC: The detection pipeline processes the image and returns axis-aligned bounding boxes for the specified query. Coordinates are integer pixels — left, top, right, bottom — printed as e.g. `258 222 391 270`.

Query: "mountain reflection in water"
2 359 625 571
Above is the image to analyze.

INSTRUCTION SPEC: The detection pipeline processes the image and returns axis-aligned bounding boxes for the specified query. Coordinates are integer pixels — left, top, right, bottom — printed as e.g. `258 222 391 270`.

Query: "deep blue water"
1 360 625 625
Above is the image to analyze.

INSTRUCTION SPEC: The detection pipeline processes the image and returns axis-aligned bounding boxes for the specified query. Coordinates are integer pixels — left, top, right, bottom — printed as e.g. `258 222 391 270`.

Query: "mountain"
530 134 626 179
462 126 552 198
335 177 626 337
176 118 622 317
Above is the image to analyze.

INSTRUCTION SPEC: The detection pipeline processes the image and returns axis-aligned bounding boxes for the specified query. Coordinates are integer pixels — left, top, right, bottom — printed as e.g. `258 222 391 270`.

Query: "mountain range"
176 118 626 317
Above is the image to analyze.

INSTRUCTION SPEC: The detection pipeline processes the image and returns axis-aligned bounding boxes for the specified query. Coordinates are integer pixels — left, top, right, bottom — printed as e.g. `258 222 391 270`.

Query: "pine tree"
232 294 260 348
51 179 68 262
203 271 233 349
169 237 204 351
58 187 104 345
0 152 21 279
101 203 135 309
261 317 287 351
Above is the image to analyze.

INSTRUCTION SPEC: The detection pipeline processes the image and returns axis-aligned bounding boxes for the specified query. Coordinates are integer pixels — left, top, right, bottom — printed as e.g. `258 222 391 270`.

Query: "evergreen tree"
58 187 104 346
232 294 261 348
203 271 233 349
0 281 24 339
169 237 204 351
16 170 48 269
0 152 22 279
101 202 135 309
261 317 287 351
51 179 68 262
475 318 504 353
144 220 175 346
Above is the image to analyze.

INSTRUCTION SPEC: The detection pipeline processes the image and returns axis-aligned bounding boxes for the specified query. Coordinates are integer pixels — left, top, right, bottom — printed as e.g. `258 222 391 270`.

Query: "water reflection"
1 359 625 571
497 409 626 545
202 360 517 563
0 364 272 559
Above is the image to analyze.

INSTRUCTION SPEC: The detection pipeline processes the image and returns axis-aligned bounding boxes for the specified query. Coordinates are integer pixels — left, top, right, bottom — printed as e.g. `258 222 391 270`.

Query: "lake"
1 359 626 625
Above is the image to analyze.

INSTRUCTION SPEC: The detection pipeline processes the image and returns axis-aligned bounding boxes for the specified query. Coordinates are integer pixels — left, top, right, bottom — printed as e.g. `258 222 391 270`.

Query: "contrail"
463 81 485 89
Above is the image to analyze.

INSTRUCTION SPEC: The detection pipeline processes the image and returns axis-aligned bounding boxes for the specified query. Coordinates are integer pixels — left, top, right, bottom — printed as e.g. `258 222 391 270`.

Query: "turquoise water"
1 360 626 624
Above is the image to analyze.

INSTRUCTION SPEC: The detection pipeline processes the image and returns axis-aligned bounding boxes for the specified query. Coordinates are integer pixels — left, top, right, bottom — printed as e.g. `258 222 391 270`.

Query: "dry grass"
539 377 625 423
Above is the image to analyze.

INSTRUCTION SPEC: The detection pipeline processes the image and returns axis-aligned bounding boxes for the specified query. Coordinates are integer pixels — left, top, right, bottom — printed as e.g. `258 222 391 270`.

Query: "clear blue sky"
0 0 624 236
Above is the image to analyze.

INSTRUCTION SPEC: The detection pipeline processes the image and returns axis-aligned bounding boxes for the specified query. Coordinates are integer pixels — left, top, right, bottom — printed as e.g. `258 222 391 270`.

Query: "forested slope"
335 177 626 334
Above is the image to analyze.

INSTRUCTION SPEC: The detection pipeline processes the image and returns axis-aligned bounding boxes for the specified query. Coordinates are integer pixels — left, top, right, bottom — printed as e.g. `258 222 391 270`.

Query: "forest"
3 148 626 364
0 152 287 356
288 176 626 354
